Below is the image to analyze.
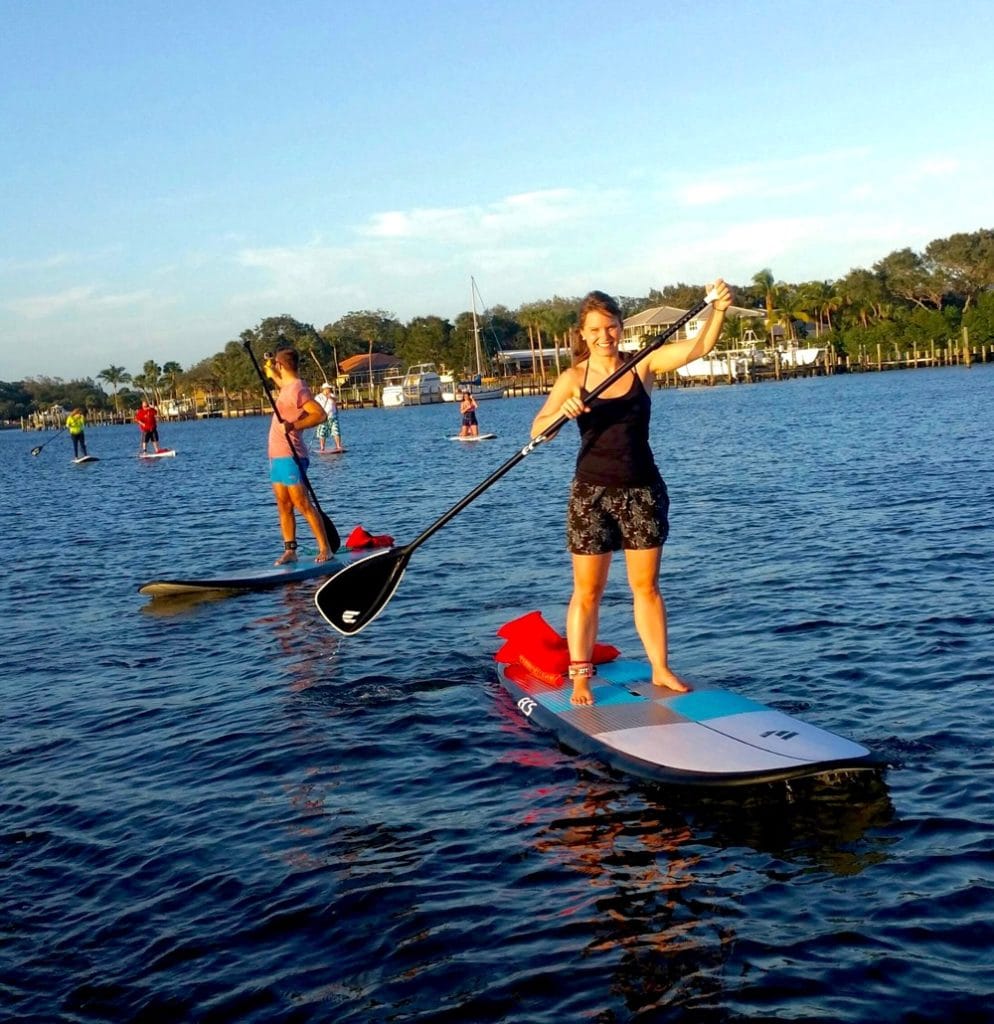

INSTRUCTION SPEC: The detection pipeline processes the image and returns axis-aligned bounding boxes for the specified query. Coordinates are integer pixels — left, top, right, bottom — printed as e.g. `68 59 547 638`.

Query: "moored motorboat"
401 363 444 405
381 373 405 408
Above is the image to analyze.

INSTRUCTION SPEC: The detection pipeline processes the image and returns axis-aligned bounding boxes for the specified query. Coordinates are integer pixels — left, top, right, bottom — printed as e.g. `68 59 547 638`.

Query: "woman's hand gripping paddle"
243 341 341 554
315 292 717 635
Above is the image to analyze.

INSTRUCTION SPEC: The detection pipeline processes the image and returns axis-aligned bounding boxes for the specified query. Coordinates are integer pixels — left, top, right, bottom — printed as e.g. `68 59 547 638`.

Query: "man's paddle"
243 340 341 554
314 291 718 636
30 426 67 456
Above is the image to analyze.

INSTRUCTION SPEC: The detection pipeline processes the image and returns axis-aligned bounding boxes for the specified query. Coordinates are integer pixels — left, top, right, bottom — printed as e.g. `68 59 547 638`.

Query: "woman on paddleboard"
265 348 332 565
458 390 480 437
531 280 732 705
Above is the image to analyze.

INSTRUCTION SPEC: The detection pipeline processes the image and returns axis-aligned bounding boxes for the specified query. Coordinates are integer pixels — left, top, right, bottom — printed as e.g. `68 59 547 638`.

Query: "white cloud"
6 285 97 319
0 253 75 274
914 157 960 178
5 284 165 320
358 188 621 244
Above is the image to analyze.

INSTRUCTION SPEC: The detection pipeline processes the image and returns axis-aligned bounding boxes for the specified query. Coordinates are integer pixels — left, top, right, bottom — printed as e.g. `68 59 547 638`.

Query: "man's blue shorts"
270 455 309 486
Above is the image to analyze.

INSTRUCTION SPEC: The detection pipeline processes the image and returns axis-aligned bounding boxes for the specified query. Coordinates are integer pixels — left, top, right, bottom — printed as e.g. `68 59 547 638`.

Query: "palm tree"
160 361 183 403
98 365 132 413
837 269 888 329
751 268 779 341
775 288 812 343
796 281 839 336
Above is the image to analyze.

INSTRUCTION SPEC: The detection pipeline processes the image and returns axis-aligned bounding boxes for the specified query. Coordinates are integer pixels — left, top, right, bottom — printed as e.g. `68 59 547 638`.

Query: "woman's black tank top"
574 367 660 487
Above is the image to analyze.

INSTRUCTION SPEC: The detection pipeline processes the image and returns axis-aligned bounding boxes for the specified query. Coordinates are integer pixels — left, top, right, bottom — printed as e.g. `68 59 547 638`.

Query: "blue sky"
3 0 994 382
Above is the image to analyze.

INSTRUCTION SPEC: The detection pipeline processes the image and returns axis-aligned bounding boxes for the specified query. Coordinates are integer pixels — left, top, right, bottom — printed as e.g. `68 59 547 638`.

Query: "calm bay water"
3 365 993 1023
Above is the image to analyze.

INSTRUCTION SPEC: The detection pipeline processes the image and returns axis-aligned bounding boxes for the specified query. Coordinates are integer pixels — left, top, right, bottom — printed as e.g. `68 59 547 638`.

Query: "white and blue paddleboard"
499 658 877 786
139 559 341 597
72 455 99 464
449 433 497 442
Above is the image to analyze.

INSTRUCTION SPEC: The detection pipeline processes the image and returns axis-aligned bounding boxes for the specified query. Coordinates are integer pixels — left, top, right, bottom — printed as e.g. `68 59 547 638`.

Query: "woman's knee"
571 579 607 608
627 571 661 600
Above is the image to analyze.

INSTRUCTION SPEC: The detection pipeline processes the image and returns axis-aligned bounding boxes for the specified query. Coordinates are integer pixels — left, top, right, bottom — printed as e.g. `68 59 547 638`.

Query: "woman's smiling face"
581 310 622 354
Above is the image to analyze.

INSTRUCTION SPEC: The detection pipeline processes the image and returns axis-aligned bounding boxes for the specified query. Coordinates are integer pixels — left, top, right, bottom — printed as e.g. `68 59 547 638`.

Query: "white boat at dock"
779 346 824 368
676 354 750 381
401 363 445 405
675 343 826 380
441 374 505 402
381 372 405 408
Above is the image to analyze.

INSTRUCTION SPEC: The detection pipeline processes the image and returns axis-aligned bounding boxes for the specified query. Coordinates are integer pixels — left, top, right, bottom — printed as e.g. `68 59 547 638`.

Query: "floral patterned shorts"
566 478 670 555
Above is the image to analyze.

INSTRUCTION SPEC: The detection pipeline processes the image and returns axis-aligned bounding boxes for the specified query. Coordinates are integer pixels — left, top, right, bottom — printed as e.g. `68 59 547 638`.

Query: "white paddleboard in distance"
72 455 99 464
499 658 878 787
138 448 177 459
449 433 497 442
139 559 342 597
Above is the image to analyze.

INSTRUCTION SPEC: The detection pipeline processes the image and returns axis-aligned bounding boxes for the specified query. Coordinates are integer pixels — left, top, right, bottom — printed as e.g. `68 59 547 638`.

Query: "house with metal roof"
621 304 763 352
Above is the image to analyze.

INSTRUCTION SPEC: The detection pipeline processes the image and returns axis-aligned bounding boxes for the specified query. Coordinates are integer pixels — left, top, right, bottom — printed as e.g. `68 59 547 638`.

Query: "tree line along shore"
5 227 993 425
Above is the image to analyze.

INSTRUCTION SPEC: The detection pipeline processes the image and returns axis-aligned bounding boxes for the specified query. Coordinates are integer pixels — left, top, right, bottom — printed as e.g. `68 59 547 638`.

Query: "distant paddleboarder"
66 408 88 459
135 399 165 454
458 390 480 437
315 382 344 452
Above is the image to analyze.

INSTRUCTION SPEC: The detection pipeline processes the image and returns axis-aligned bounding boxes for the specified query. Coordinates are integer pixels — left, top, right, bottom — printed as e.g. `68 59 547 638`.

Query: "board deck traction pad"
499 658 874 785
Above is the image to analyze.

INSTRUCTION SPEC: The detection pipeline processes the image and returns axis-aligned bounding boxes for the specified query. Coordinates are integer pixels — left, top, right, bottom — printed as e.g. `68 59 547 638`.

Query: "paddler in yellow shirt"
66 408 88 459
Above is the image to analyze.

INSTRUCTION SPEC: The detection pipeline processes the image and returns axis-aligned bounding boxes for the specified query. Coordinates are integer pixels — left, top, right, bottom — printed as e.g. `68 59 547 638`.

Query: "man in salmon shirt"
265 348 331 565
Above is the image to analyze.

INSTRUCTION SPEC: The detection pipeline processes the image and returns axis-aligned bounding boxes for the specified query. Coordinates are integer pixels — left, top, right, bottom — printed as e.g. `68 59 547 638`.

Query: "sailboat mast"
471 276 483 377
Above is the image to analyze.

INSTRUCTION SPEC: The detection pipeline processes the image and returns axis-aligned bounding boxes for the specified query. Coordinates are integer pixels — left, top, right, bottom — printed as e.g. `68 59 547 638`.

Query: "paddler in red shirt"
135 399 164 454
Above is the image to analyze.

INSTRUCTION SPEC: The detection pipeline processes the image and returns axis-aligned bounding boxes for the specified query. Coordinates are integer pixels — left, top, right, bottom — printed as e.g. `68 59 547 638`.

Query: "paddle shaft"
242 341 340 552
405 296 711 554
30 425 67 455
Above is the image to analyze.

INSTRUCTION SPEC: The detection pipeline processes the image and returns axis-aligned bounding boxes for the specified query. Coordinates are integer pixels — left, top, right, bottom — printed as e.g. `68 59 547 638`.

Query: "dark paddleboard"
72 455 99 464
314 448 347 455
139 558 342 597
499 658 878 787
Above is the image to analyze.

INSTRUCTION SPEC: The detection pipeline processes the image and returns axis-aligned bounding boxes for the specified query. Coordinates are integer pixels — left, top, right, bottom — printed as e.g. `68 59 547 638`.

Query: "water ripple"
3 367 994 1021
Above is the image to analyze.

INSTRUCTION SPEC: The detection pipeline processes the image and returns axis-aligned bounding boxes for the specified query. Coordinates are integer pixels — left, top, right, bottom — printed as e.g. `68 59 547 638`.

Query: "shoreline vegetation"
5 227 994 426
11 339 989 430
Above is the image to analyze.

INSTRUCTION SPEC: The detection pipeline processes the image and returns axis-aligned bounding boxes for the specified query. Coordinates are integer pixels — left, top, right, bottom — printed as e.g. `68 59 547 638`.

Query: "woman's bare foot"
274 548 298 566
652 667 691 693
570 677 595 706
314 548 331 564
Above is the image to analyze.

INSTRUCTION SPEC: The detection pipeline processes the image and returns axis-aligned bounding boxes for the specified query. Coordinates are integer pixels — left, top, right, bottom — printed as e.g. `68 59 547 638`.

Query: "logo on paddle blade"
341 610 360 625
517 697 537 717
760 729 798 741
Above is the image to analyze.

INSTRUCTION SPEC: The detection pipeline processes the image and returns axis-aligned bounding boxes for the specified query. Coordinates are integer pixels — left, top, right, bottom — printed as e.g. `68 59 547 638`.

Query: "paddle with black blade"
30 426 67 456
243 340 341 554
315 290 719 636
